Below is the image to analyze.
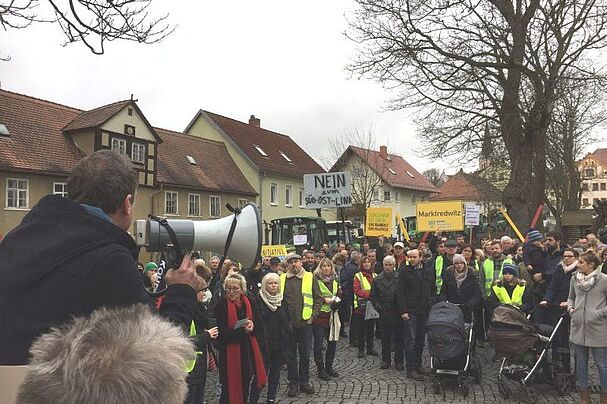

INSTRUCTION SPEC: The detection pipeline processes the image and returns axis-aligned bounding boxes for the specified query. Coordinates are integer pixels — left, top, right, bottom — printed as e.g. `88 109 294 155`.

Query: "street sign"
365 207 393 237
303 172 352 209
416 201 464 232
464 204 481 226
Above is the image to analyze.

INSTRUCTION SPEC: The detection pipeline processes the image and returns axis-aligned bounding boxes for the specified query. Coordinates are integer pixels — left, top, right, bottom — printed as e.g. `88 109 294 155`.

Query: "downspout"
259 171 268 244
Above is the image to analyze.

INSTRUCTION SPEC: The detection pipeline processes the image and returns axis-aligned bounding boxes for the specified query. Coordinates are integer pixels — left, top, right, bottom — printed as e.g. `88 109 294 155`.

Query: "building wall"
102 107 157 143
578 156 607 208
70 129 96 155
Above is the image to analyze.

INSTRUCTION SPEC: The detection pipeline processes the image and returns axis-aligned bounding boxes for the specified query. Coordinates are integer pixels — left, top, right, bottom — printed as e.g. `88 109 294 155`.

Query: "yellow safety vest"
482 258 514 297
280 271 314 320
184 320 203 373
492 284 525 307
353 272 376 309
318 279 338 313
435 256 444 295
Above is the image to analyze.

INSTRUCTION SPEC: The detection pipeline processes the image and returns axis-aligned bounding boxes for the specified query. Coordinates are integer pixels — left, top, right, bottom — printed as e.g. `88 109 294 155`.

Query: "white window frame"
285 185 293 207
210 195 221 217
111 137 127 155
6 178 29 209
53 182 68 197
270 183 278 206
165 191 178 215
299 187 304 208
238 198 248 208
132 142 146 163
188 193 201 217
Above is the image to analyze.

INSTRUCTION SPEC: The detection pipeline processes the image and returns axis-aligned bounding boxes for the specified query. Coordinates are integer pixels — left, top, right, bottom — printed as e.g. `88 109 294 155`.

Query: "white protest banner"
464 204 481 226
303 172 352 209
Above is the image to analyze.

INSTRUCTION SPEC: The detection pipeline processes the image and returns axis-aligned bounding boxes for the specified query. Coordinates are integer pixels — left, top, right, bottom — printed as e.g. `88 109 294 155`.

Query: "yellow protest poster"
416 201 464 232
365 207 393 237
261 245 288 257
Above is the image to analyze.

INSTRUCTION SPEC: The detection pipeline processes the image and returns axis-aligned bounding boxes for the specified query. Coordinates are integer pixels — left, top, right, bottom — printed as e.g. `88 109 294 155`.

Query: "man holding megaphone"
0 150 200 366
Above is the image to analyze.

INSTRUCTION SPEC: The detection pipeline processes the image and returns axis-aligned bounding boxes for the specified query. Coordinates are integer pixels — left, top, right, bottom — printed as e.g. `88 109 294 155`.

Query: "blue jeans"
573 344 607 392
288 325 313 385
403 313 428 371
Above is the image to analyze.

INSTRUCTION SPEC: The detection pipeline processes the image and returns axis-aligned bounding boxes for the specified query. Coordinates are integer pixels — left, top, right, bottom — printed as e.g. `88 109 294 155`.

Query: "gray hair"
67 150 138 215
383 255 396 265
17 304 194 404
500 236 513 243
224 272 247 291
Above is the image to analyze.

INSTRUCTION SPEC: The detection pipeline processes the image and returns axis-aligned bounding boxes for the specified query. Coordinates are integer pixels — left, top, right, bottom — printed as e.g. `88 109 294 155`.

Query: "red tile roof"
189 111 325 177
0 89 84 176
334 146 438 193
63 100 131 131
155 128 257 195
431 169 501 202
579 148 607 167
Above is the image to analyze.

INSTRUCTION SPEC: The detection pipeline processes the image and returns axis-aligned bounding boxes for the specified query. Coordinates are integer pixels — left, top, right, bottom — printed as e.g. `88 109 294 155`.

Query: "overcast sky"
2 0 604 175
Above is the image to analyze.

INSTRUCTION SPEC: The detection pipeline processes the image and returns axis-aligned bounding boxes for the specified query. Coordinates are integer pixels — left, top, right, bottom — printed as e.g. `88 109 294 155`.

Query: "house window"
279 151 292 162
384 190 391 202
286 185 292 207
594 198 600 204
254 145 268 157
111 138 127 155
188 194 200 217
585 168 595 177
127 108 133 116
395 191 399 202
132 143 145 163
53 182 68 197
583 198 589 206
238 198 248 208
593 183 599 191
299 187 304 207
582 183 589 191
7 178 28 209
210 195 221 217
270 183 278 205
602 183 606 191
372 189 379 201
165 191 178 215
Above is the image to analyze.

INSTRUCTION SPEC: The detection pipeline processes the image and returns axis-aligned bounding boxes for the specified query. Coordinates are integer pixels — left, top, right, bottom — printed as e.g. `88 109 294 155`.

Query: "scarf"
562 260 579 274
226 295 267 403
455 268 468 288
575 266 601 292
286 266 305 279
259 288 283 312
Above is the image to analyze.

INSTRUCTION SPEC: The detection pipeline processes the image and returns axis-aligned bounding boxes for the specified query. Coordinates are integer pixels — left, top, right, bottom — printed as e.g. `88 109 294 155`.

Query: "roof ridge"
0 88 82 113
155 127 227 146
79 99 131 114
204 110 291 139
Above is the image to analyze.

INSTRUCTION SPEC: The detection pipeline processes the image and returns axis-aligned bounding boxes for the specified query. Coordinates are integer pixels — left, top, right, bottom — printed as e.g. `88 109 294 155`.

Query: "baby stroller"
488 304 575 402
427 302 482 397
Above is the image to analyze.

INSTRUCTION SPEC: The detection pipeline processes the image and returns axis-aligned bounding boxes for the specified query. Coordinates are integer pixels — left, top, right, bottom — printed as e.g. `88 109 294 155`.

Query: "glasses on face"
225 286 241 292
563 255 575 258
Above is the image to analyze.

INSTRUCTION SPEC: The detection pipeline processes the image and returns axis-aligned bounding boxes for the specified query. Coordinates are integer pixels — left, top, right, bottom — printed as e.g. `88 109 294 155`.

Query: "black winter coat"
397 263 437 315
0 195 196 365
544 264 575 305
255 296 291 365
187 302 212 385
439 268 482 322
370 271 401 324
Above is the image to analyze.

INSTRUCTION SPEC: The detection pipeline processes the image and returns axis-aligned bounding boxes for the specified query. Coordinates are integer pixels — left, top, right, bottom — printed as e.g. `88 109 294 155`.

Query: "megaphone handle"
214 209 241 276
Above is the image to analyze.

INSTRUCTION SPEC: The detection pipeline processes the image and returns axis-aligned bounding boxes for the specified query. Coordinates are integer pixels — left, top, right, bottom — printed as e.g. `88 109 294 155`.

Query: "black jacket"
370 271 401 324
0 195 196 365
439 268 482 321
544 263 575 305
187 302 212 385
255 295 290 365
397 262 437 315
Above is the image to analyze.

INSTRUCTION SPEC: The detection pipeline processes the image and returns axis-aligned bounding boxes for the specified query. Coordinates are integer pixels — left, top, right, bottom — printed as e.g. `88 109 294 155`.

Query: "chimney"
379 145 388 159
249 115 260 127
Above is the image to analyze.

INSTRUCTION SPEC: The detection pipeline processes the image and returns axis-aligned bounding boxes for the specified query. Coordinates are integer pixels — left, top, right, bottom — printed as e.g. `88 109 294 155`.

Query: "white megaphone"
134 203 262 269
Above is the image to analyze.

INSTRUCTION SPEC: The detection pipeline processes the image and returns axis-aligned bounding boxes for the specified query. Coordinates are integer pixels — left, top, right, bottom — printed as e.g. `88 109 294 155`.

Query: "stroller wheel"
497 379 510 399
473 358 482 384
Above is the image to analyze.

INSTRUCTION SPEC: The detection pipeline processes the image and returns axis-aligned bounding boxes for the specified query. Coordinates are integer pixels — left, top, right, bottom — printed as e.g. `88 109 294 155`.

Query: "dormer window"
388 168 396 175
0 123 9 136
406 171 415 178
132 143 145 163
111 138 127 155
254 145 267 157
186 155 197 165
279 151 292 162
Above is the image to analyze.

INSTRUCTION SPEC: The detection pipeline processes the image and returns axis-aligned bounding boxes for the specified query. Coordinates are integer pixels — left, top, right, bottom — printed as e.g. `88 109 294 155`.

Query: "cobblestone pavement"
206 329 598 403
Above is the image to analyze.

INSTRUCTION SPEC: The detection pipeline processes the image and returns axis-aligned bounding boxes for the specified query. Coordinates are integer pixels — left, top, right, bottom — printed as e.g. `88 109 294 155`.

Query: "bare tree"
0 0 173 60
324 129 389 227
545 78 605 227
346 0 607 228
422 168 446 187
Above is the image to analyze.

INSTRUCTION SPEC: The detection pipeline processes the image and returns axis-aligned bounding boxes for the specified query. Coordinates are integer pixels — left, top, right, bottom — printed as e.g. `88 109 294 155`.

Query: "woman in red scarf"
216 273 266 404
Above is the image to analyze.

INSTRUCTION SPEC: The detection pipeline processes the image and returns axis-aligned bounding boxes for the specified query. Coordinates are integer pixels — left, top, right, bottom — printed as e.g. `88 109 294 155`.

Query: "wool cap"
527 229 544 243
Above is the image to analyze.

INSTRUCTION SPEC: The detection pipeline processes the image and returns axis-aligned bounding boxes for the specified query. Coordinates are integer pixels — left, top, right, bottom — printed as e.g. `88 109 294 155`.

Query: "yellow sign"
261 245 288 257
365 207 393 237
499 208 525 243
395 213 411 242
416 201 464 232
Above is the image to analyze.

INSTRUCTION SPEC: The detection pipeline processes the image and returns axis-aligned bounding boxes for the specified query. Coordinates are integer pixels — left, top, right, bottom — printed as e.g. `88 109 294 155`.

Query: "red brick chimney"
379 145 388 159
249 115 260 127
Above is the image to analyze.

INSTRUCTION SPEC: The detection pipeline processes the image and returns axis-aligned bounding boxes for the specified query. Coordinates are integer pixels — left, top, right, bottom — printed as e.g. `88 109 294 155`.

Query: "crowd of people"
2 150 607 404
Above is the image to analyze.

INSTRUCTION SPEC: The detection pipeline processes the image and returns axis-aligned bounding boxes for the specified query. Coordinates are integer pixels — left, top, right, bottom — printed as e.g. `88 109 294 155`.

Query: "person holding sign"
216 274 266 404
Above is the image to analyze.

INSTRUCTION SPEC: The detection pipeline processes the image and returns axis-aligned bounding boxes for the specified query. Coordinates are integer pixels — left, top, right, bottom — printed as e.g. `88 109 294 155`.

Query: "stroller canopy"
489 304 539 358
427 302 465 335
427 302 466 360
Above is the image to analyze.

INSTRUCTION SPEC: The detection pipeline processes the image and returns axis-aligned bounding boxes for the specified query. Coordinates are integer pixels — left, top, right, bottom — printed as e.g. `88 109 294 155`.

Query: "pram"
488 304 575 402
427 302 482 397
